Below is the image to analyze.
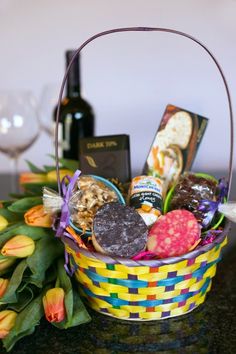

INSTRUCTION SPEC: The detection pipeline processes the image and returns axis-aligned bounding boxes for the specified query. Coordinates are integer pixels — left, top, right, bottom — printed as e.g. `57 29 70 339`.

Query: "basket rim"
64 220 230 267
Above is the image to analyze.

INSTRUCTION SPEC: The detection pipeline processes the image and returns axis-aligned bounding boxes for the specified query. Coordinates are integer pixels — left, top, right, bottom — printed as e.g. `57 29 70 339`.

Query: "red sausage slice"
147 210 201 258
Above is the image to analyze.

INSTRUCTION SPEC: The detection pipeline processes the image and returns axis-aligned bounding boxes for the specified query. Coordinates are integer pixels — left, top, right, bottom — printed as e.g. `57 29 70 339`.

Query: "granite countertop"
0 237 235 354
0 173 235 353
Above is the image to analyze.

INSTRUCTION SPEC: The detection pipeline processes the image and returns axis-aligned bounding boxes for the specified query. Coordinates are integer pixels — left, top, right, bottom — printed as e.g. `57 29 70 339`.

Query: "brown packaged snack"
69 175 120 233
170 173 217 226
143 104 208 188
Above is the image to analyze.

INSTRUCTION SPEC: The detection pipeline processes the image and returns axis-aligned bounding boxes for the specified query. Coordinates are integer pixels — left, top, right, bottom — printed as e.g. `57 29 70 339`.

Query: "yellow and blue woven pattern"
67 235 227 321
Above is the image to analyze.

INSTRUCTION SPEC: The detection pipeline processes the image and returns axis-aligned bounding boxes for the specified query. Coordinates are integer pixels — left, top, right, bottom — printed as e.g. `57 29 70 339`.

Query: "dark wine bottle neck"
66 51 81 98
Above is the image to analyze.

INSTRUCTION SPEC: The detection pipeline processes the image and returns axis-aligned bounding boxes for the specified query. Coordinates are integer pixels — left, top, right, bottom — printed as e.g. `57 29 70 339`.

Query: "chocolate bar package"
79 135 131 182
143 104 208 188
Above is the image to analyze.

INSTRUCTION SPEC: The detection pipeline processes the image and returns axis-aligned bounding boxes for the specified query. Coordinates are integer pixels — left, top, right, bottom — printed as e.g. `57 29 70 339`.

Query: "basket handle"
55 27 234 197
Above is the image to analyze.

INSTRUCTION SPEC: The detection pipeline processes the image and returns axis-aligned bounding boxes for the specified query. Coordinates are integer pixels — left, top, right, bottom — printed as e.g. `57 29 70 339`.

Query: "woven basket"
54 27 234 321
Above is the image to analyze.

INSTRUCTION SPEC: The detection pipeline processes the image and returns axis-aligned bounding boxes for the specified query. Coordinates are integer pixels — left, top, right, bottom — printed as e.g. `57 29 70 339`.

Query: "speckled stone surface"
0 236 235 354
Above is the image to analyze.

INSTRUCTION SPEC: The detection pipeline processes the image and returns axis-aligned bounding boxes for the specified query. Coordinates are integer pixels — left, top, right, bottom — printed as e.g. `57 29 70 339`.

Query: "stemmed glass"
38 83 60 137
0 91 40 192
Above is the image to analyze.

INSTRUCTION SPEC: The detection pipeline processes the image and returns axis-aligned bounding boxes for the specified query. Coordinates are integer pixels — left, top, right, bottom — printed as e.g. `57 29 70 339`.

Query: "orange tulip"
1 235 35 258
0 310 17 339
0 278 9 297
46 169 74 182
24 205 52 228
0 215 8 232
19 172 48 185
43 288 66 323
0 257 16 272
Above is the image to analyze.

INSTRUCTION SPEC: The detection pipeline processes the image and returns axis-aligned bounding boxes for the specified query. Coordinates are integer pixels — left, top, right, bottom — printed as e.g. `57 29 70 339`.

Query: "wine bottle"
54 50 94 160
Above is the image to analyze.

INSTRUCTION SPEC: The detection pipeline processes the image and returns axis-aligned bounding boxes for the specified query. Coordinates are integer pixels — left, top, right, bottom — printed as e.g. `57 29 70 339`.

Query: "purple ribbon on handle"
52 169 81 277
55 169 81 237
198 178 228 228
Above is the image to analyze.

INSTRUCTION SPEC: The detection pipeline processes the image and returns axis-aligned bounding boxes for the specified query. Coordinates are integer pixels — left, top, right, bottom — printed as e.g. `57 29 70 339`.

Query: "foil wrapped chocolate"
169 173 218 228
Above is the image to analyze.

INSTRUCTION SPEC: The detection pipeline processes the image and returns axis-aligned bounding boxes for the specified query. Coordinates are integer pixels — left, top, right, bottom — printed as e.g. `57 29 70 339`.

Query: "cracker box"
143 104 208 187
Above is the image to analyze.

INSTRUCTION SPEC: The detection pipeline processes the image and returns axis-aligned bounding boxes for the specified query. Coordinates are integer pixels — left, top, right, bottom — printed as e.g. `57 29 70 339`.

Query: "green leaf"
21 182 58 195
0 209 22 223
2 292 45 352
8 197 42 214
0 222 24 239
26 236 64 283
0 255 17 276
47 154 78 171
8 285 36 312
59 158 78 172
0 304 7 311
25 160 45 174
52 259 90 329
26 264 57 288
23 265 56 289
69 288 91 327
43 165 56 172
0 260 28 303
0 222 23 236
0 200 15 208
23 273 44 288
53 258 73 328
0 223 50 248
8 193 31 199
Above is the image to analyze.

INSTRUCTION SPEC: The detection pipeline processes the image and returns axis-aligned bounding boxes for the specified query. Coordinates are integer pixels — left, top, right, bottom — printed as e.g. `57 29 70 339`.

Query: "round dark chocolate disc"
92 202 148 258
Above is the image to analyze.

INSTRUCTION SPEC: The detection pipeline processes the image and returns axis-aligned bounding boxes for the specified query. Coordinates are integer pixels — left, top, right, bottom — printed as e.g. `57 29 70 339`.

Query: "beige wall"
0 0 235 175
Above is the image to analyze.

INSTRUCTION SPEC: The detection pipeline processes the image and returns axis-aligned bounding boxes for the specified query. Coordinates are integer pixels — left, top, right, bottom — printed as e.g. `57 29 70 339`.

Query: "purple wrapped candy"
170 173 218 228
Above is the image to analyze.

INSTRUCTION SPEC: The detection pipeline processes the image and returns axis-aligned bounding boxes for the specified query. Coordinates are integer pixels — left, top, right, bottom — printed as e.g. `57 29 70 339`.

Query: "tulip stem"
55 277 60 288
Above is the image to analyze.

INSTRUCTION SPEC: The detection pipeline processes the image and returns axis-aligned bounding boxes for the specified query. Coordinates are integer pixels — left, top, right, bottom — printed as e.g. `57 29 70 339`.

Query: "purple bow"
55 169 81 237
198 178 228 228
52 169 81 276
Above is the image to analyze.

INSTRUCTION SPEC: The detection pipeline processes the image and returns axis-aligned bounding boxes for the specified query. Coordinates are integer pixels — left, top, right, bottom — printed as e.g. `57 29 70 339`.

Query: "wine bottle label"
53 122 63 158
63 114 73 151
53 114 73 158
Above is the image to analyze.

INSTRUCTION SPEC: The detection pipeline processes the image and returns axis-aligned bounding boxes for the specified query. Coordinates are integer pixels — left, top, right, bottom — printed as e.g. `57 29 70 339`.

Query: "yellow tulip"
0 257 16 272
0 278 9 297
43 288 66 323
46 169 74 182
24 205 52 228
0 215 8 232
0 310 17 339
19 172 48 185
1 235 35 258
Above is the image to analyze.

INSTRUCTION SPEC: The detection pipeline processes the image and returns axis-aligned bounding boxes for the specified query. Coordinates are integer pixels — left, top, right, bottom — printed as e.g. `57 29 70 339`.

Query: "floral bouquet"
0 159 90 352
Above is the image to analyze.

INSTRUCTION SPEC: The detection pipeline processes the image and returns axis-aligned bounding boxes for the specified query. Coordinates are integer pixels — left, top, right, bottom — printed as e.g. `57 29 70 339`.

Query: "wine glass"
38 83 60 137
0 90 40 192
